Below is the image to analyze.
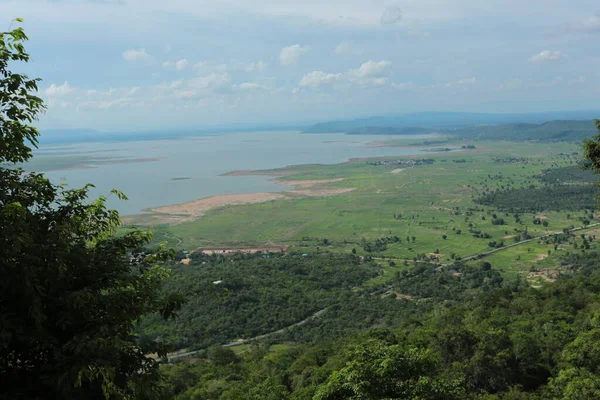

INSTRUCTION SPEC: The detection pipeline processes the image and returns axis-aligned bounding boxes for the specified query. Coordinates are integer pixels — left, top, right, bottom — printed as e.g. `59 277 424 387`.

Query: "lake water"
37 131 440 215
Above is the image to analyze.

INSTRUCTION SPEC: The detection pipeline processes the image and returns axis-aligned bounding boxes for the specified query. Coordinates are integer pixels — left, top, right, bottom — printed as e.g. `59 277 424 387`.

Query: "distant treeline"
475 165 600 212
475 185 599 212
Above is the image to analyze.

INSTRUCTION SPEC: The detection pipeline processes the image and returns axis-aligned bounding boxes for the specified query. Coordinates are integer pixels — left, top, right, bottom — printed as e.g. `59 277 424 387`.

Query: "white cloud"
498 77 564 90
581 13 600 32
122 48 153 62
380 5 402 25
244 60 268 72
194 61 229 74
174 90 198 99
333 41 363 56
570 75 586 85
237 82 263 90
407 30 431 38
446 77 477 87
163 59 190 71
155 80 184 90
299 71 343 88
369 77 387 86
299 61 393 89
189 72 230 90
391 82 411 89
349 60 392 78
529 50 564 63
499 79 524 90
44 81 73 96
280 44 311 66
175 59 189 71
531 77 563 88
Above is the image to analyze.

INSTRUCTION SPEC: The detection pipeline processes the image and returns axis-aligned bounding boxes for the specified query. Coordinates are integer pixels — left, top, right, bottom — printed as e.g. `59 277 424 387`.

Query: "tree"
313 340 464 400
583 120 600 176
207 347 241 366
0 22 183 399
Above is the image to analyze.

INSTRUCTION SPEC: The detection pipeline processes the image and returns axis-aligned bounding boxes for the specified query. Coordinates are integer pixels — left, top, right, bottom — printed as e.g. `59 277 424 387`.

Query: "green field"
134 139 596 282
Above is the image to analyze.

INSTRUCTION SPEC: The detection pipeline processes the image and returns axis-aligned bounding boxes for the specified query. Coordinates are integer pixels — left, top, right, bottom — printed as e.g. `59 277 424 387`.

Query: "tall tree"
583 120 600 175
0 21 183 399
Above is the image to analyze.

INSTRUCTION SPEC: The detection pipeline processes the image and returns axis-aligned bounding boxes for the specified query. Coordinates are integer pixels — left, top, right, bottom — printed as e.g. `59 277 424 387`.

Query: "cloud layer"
529 50 564 63
280 44 311 66
1 0 595 130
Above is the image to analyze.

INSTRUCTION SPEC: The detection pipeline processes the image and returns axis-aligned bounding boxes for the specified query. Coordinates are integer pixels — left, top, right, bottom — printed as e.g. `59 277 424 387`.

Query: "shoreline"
123 178 354 225
122 142 463 226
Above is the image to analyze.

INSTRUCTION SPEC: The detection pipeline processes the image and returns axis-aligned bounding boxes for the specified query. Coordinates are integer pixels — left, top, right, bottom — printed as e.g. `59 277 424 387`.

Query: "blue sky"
3 0 600 131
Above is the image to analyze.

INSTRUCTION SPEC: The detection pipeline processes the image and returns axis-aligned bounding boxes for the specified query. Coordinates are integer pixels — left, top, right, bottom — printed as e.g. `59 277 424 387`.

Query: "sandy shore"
149 192 288 219
133 178 354 225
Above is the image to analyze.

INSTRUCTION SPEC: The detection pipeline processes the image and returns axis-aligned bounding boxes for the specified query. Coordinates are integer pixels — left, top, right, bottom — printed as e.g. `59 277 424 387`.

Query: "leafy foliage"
0 23 181 399
538 165 597 184
0 20 46 164
137 253 379 350
475 185 599 212
162 257 600 399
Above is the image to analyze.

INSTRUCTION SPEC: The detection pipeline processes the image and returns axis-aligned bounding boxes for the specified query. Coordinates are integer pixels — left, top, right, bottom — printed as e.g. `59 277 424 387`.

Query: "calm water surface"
39 131 439 214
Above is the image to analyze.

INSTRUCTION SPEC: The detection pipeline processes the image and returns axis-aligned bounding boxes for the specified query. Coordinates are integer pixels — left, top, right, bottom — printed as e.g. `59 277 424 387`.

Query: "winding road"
437 222 600 270
166 307 329 363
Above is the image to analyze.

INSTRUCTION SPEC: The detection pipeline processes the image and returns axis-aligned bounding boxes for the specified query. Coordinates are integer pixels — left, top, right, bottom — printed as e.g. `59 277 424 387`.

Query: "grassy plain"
137 139 597 283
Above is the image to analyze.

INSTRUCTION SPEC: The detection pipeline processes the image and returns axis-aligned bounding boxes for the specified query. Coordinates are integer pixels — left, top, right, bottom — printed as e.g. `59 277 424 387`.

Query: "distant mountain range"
303 110 600 134
303 111 600 142
38 110 599 144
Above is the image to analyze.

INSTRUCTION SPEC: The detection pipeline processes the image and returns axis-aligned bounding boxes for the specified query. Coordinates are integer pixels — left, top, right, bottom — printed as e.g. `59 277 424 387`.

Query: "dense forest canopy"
138 253 379 350
160 252 600 399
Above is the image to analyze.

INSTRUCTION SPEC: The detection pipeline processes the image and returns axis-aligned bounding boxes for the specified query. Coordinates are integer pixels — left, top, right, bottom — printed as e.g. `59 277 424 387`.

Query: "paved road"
166 307 329 362
437 222 600 270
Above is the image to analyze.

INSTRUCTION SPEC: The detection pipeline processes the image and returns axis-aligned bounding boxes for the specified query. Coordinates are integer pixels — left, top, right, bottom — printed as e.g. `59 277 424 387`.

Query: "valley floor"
126 138 597 284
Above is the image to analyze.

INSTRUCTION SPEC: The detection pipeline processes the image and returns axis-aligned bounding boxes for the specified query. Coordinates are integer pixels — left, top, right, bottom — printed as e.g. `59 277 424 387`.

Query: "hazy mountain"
304 110 600 133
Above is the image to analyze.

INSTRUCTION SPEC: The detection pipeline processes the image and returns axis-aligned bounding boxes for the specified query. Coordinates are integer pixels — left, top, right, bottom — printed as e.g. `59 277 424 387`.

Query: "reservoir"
31 131 442 215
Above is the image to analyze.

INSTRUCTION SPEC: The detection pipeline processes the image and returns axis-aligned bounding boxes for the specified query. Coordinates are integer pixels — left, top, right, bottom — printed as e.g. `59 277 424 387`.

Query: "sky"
2 0 600 131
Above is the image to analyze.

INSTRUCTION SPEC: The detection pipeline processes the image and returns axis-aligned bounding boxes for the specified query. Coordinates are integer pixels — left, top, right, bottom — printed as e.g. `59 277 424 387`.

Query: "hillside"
306 118 598 142
453 119 598 141
303 110 600 133
346 126 435 135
